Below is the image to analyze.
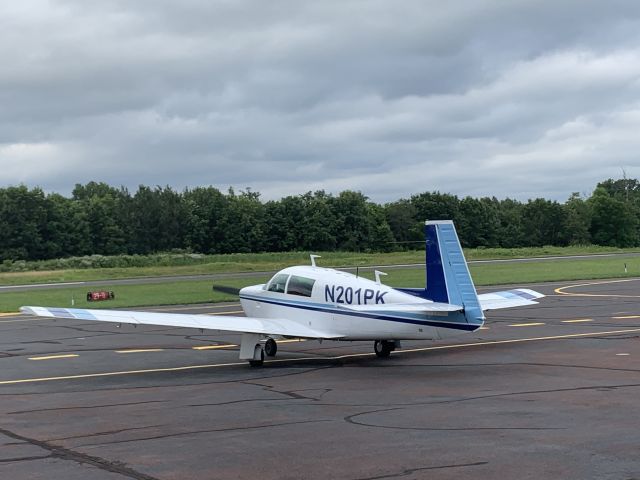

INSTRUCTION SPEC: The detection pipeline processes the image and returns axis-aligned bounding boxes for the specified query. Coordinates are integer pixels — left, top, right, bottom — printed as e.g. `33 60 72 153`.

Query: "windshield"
266 273 289 293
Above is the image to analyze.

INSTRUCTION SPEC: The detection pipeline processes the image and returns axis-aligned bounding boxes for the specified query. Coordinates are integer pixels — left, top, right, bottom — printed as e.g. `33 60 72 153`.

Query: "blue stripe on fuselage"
239 294 477 332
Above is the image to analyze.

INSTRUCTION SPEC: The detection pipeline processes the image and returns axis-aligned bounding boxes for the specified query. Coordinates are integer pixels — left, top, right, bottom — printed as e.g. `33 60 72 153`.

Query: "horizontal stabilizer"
337 302 463 313
477 289 545 311
20 306 343 339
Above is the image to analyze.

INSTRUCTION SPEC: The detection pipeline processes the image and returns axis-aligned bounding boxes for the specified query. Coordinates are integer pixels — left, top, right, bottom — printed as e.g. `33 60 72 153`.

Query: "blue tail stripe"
425 221 484 327
425 224 448 303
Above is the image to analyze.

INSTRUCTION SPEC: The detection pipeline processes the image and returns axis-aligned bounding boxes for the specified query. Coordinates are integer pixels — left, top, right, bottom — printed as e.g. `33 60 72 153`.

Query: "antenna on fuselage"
310 254 321 267
375 270 388 285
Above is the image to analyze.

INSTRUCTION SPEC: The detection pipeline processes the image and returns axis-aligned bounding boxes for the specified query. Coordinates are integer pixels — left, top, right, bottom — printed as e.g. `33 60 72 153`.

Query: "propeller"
211 285 241 296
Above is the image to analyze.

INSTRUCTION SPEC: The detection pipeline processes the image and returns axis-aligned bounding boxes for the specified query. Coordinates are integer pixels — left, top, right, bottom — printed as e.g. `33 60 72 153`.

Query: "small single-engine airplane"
22 221 543 366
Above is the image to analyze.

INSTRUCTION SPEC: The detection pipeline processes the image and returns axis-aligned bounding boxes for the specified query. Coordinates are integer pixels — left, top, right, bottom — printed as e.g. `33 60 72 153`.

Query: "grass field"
2 254 638 312
1 244 639 287
2 276 269 313
360 255 638 287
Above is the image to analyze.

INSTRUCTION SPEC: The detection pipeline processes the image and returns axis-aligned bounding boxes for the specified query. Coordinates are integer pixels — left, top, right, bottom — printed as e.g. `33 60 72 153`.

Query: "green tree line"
0 179 637 261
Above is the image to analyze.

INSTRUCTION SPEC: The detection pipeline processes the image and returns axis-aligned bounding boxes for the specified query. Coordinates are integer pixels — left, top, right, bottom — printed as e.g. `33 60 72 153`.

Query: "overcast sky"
2 1 640 202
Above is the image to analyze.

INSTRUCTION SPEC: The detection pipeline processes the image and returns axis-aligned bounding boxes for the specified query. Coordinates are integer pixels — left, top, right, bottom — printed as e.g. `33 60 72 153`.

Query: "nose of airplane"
239 284 262 296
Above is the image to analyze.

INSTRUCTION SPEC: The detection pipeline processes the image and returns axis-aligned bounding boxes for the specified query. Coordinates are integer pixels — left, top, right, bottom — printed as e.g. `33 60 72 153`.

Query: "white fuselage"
239 266 469 341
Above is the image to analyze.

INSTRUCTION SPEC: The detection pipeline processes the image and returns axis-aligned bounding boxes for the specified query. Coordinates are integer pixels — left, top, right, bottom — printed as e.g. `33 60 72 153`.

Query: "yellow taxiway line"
555 278 640 298
508 322 545 327
3 309 246 324
0 318 52 324
147 304 242 312
192 344 238 350
28 354 79 361
192 339 304 350
0 312 19 317
115 349 164 354
394 328 640 355
562 319 593 323
3 327 640 386
612 315 640 319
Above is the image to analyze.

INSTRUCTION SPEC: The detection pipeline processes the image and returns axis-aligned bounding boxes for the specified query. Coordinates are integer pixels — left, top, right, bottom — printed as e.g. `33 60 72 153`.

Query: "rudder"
424 220 484 327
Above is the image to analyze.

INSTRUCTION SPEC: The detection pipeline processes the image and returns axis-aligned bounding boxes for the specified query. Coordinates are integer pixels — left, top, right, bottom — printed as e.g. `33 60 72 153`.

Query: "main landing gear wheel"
374 340 393 358
264 338 278 357
249 345 265 367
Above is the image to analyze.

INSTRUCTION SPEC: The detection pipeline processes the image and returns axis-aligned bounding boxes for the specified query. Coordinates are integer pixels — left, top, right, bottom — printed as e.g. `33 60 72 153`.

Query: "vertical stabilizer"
425 221 484 326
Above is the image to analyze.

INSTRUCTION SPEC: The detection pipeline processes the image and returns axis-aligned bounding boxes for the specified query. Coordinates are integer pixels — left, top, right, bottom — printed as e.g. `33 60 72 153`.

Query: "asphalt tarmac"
1 278 640 479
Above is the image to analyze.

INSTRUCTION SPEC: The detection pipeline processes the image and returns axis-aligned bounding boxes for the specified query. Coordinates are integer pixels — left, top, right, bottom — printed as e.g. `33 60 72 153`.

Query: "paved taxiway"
1 279 640 479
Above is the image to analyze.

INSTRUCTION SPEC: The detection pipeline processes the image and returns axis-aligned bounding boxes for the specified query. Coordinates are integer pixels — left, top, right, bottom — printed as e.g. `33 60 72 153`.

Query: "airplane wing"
20 306 343 339
337 302 463 313
477 289 544 311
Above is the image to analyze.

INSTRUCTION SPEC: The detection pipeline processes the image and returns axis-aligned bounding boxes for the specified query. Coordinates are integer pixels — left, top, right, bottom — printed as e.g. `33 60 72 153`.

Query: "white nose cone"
240 284 264 296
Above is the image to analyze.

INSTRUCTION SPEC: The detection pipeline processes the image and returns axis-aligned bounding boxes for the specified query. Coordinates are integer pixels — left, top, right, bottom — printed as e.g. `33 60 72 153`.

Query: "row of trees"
0 179 638 261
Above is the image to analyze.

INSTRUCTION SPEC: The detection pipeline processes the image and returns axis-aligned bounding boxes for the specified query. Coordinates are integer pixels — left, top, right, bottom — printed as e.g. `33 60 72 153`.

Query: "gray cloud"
2 1 640 201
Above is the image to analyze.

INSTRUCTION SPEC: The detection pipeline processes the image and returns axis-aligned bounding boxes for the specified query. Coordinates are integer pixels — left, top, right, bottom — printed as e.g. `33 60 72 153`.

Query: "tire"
249 346 265 367
264 338 278 357
374 340 392 358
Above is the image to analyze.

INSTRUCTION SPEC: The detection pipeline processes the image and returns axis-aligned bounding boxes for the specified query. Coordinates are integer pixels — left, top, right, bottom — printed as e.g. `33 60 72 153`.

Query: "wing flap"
20 306 342 339
478 288 545 311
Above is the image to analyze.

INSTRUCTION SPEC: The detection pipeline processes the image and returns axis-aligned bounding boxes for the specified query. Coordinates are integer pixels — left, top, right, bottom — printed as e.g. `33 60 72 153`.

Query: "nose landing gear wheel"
374 340 393 358
264 338 278 357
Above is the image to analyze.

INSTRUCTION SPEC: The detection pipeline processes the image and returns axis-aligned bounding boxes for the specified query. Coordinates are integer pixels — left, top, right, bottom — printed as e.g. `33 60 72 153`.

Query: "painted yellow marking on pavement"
616 353 630 356
508 322 545 327
115 349 164 354
147 304 242 312
394 328 640 356
0 362 245 385
0 318 52 324
192 344 237 350
562 319 594 323
479 326 490 330
0 312 19 317
612 315 640 319
14 309 245 320
28 354 79 361
278 339 306 344
555 278 640 298
5 327 640 386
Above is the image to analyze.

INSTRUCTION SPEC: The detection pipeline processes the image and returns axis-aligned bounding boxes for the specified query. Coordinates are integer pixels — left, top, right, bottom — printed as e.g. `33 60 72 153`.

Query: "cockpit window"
286 275 315 297
267 273 289 293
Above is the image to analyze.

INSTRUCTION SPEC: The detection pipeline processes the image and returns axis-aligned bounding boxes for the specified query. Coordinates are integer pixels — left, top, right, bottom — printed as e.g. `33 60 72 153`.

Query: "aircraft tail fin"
424 220 484 327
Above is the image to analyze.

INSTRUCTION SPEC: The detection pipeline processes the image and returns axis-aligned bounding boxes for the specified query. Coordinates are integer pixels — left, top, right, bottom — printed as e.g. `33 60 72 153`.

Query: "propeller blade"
212 285 241 295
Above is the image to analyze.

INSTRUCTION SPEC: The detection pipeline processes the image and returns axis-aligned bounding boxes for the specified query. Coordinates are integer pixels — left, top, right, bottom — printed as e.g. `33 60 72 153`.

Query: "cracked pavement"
1 281 640 479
